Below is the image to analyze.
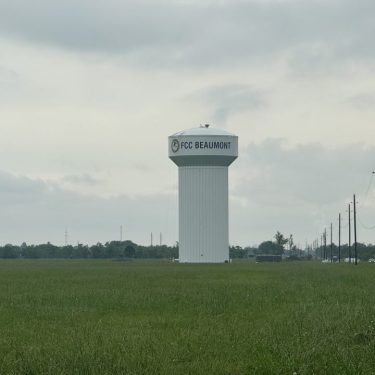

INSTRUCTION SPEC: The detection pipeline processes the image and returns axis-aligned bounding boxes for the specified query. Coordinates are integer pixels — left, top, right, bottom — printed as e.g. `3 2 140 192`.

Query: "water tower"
169 125 238 263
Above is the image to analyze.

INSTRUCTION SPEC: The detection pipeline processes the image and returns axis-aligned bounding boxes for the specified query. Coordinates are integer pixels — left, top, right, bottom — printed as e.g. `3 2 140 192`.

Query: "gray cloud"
0 0 374 69
236 139 375 205
0 65 22 103
62 173 101 186
0 66 18 83
345 92 375 110
189 84 264 125
231 139 375 245
0 170 177 246
0 171 46 194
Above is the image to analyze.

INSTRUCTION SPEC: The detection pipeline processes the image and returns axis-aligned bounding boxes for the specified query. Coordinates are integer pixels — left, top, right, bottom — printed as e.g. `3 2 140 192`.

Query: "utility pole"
338 213 341 263
318 238 320 257
151 232 153 247
324 229 327 260
348 203 351 264
160 232 162 246
330 223 333 263
320 235 323 259
353 194 358 265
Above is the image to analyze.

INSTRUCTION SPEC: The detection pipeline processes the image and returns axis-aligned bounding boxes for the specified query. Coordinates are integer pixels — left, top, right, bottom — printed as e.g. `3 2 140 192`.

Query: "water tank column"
169 125 238 263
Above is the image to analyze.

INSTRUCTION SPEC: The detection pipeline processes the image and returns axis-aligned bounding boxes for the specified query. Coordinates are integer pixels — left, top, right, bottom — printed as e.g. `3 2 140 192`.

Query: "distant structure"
64 228 68 246
169 125 238 263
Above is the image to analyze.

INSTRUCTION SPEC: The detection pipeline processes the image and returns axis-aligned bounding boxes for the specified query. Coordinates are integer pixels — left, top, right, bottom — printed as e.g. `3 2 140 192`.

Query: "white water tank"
169 125 238 263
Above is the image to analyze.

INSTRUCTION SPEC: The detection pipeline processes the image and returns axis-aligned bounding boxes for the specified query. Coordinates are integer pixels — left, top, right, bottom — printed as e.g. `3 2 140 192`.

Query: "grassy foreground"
0 260 375 374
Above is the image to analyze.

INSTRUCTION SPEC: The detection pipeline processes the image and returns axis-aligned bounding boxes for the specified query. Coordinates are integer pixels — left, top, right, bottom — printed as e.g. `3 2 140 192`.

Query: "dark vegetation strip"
1 241 375 260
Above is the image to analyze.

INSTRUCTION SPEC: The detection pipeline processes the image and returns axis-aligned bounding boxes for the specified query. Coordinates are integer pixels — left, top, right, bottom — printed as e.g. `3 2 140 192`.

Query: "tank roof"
171 125 235 137
169 125 238 167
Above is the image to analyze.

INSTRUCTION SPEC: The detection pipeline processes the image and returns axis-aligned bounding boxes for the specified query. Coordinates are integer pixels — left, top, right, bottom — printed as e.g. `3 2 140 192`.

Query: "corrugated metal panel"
179 166 228 263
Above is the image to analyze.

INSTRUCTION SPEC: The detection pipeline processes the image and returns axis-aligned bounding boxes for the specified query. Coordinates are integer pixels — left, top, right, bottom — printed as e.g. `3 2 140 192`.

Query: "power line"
355 171 375 231
324 228 327 260
338 213 341 263
330 223 333 263
353 194 358 266
348 203 352 264
358 216 375 230
364 171 375 200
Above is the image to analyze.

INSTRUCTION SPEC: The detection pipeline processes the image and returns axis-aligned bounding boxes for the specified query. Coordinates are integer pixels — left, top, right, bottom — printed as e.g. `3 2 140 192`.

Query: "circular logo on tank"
171 139 180 153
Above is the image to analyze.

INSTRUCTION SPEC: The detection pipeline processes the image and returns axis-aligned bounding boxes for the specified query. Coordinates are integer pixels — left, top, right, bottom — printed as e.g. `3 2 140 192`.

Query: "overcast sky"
0 0 374 247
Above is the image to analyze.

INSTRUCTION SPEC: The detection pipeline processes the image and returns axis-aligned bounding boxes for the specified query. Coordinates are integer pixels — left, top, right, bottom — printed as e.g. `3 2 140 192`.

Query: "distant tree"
274 231 288 249
258 241 284 255
37 242 59 258
90 242 106 258
60 245 74 258
0 244 19 259
104 241 124 258
73 244 89 259
230 246 246 258
23 245 41 259
124 245 135 258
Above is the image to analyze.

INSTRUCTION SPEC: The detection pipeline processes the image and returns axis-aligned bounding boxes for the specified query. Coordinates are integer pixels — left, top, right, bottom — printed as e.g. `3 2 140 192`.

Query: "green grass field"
0 260 375 374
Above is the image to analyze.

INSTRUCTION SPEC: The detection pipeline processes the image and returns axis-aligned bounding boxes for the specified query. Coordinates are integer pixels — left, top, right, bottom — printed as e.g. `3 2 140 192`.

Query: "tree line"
254 231 375 261
0 233 374 260
0 241 251 260
0 241 178 260
313 243 375 261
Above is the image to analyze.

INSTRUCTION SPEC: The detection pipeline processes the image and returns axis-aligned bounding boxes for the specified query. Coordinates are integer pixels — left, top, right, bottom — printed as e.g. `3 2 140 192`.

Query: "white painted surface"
179 166 229 263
